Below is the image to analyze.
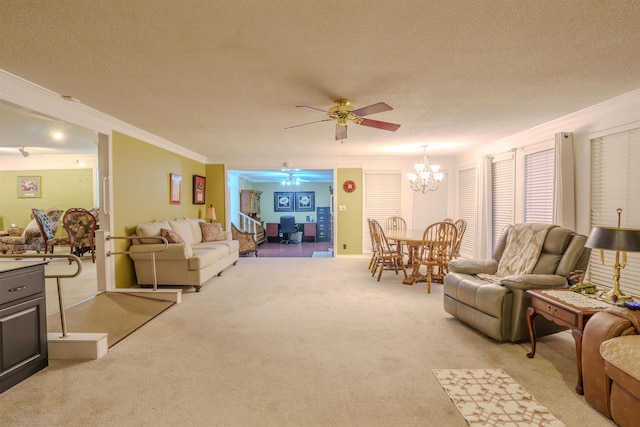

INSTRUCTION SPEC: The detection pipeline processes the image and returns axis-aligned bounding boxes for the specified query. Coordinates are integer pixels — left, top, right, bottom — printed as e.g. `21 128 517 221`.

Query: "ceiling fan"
285 99 401 140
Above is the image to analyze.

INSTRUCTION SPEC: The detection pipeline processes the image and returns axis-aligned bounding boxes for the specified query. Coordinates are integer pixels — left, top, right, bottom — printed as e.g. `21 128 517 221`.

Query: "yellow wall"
0 169 94 233
205 164 226 229
112 131 206 287
336 168 362 254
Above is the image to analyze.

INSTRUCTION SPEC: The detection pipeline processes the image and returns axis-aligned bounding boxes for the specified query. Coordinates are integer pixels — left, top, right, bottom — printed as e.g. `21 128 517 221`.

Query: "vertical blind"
457 167 476 257
363 172 402 252
524 148 554 223
491 157 514 252
590 128 640 297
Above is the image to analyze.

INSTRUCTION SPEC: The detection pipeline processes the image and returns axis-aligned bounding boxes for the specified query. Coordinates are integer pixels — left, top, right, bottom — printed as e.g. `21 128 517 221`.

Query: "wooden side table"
526 289 610 394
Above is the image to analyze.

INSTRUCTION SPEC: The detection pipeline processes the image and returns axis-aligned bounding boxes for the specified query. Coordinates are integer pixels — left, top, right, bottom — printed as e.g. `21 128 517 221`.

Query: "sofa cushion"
137 220 171 244
169 219 196 245
187 218 204 243
161 228 184 244
188 246 229 270
200 222 225 241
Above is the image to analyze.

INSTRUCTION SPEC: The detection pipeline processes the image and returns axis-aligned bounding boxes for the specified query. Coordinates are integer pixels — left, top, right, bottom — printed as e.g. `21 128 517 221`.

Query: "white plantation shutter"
363 172 402 252
590 128 640 298
524 148 554 223
491 156 515 252
457 166 476 257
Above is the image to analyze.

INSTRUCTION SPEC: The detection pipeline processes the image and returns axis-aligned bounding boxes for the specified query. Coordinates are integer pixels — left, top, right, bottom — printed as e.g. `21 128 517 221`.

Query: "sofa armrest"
605 306 640 332
129 243 193 260
448 259 498 275
500 274 568 290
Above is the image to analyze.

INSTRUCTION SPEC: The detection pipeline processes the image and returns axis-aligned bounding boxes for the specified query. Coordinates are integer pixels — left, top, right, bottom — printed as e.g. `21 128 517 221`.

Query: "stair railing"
105 235 168 291
238 212 262 242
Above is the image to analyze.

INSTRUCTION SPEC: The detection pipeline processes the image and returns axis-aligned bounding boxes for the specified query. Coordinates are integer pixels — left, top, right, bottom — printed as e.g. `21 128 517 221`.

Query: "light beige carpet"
433 368 565 426
46 293 175 347
0 258 615 426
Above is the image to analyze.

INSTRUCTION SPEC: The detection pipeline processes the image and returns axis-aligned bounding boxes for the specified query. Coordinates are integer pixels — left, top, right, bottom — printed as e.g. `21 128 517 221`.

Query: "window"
590 128 640 297
524 148 554 223
457 166 476 257
491 156 514 252
363 171 402 252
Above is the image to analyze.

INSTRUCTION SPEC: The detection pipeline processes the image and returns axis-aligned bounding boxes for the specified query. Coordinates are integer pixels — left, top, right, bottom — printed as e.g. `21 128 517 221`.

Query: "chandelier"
281 173 301 186
407 145 444 193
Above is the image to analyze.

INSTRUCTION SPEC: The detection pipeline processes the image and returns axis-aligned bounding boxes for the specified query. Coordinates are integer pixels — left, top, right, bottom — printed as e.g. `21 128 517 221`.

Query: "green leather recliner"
443 224 590 342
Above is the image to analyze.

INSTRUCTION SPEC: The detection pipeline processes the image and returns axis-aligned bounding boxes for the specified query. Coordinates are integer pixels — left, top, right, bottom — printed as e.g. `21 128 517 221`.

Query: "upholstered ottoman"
600 335 640 427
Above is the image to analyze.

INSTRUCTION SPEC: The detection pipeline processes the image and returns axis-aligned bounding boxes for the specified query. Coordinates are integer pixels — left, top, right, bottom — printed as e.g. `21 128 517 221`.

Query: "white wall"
451 89 640 237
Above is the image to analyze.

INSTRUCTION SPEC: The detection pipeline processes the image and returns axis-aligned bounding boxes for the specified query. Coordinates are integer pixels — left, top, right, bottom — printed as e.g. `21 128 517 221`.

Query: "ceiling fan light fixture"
18 146 30 157
281 173 301 186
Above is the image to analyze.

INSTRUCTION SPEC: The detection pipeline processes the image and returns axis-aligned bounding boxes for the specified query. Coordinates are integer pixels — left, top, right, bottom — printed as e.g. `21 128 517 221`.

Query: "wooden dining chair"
408 221 457 292
452 219 467 259
367 218 378 273
370 219 407 282
62 208 98 263
384 216 408 256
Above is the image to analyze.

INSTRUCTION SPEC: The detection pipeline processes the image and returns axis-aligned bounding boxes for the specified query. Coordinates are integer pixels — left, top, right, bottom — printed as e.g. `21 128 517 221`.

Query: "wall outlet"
343 244 347 249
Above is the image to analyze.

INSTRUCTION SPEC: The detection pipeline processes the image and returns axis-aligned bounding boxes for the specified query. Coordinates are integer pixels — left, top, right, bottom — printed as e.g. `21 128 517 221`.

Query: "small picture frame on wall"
193 175 206 204
274 192 294 212
295 191 315 212
17 176 41 198
170 173 182 204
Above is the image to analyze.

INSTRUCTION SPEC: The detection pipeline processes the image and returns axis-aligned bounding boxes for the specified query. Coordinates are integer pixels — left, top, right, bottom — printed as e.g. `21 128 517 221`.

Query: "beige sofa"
128 218 239 292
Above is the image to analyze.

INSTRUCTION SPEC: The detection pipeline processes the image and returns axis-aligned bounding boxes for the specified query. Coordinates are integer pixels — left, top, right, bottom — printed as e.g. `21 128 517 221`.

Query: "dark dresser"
0 261 48 393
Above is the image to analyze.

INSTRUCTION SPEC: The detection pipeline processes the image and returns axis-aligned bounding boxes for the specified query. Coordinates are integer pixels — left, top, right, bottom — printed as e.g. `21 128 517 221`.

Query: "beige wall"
112 131 206 287
0 168 94 233
336 168 362 255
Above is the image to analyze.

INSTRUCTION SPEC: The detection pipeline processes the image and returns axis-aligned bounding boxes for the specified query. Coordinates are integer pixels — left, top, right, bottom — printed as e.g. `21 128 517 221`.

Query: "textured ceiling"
2 0 640 169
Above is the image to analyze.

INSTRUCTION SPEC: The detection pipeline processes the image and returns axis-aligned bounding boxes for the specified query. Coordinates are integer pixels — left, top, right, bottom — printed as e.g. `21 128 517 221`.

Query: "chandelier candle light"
407 145 444 193
585 208 640 302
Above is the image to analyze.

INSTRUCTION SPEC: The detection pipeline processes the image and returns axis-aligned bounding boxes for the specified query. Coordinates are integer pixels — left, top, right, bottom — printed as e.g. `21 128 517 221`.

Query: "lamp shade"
585 226 640 252
205 205 217 221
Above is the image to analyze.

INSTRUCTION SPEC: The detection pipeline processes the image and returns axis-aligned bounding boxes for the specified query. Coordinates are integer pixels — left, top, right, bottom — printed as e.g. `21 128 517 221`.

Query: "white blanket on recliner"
495 223 556 277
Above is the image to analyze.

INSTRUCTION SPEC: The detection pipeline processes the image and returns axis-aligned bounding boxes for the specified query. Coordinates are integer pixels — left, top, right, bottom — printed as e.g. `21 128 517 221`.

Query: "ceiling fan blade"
335 125 347 140
352 102 392 117
285 119 332 130
358 118 401 132
296 105 331 113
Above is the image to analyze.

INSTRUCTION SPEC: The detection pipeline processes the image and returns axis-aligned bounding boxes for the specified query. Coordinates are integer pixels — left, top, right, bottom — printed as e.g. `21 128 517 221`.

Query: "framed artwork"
193 175 206 204
295 191 315 212
17 176 41 198
170 173 182 204
274 191 294 212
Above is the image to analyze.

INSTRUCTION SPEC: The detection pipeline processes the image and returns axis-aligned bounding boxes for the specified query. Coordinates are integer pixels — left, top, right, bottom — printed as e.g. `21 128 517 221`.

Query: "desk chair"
279 215 298 244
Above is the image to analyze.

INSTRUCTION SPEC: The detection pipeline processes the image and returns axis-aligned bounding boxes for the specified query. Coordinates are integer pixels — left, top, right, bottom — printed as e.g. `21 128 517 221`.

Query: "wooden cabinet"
240 190 262 218
303 223 317 242
0 262 48 393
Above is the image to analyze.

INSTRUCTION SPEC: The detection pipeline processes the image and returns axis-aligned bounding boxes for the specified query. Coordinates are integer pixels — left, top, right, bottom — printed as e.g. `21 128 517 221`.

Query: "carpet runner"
433 368 565 426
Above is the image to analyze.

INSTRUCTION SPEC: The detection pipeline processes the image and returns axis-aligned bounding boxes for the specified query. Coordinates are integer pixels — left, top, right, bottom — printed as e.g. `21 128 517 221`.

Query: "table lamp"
585 208 640 302
205 205 217 223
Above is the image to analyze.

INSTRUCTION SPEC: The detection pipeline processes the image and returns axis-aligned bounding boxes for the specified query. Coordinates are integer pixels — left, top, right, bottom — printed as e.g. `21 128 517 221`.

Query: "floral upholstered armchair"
231 223 258 257
61 208 98 262
0 208 63 254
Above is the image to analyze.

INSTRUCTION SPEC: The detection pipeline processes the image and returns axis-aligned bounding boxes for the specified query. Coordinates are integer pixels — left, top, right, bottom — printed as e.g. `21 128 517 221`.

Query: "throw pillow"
200 222 225 242
160 228 184 244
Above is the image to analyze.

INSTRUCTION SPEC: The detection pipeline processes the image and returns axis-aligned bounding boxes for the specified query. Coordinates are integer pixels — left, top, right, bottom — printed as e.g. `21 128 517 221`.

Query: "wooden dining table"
383 228 426 285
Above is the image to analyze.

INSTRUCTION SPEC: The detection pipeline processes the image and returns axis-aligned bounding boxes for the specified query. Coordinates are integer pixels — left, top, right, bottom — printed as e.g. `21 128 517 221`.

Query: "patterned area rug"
433 368 565 426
